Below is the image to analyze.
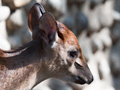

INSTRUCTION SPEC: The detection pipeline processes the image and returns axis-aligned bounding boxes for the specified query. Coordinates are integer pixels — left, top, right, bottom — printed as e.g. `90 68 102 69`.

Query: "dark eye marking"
74 62 83 69
68 51 78 58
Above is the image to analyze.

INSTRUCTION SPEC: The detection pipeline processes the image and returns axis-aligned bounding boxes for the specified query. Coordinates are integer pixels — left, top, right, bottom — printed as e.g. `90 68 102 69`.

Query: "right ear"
28 3 45 32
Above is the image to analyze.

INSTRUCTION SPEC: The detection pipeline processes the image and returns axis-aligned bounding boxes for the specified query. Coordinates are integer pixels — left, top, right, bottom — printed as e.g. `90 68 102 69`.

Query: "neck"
0 39 50 90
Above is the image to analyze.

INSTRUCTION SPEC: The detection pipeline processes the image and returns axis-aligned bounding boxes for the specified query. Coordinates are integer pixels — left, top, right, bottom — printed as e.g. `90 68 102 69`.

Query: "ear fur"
28 3 45 39
28 3 57 43
39 12 57 43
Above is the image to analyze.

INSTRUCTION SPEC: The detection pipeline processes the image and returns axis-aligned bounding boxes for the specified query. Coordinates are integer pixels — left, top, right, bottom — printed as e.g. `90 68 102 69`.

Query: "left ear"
39 12 57 43
28 3 45 32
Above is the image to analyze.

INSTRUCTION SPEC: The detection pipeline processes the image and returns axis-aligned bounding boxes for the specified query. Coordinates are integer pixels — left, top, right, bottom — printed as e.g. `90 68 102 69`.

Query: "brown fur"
0 3 93 90
57 22 86 64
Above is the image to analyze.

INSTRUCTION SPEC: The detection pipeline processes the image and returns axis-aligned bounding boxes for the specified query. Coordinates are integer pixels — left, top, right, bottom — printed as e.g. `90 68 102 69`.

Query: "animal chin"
75 76 86 84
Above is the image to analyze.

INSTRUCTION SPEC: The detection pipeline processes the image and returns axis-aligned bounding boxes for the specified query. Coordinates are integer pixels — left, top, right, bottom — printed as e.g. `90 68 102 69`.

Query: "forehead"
57 22 80 49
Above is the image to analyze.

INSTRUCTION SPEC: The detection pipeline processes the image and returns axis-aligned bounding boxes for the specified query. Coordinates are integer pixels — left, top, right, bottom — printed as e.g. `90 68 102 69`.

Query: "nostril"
76 76 90 84
84 78 89 84
75 75 94 84
88 75 94 84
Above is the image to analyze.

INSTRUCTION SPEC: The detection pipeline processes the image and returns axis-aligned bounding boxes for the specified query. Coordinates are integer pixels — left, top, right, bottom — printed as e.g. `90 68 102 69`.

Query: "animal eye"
68 51 78 58
74 62 83 69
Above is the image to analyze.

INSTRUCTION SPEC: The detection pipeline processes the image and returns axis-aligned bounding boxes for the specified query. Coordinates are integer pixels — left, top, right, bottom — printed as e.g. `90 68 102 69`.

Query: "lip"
75 76 86 84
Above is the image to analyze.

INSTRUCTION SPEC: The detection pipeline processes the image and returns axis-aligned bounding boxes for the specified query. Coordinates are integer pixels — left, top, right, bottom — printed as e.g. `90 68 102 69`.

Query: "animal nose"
86 75 94 84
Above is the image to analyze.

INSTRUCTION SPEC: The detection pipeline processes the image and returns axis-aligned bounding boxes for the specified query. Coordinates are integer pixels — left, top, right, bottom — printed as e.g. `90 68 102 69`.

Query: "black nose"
75 75 93 85
86 75 94 84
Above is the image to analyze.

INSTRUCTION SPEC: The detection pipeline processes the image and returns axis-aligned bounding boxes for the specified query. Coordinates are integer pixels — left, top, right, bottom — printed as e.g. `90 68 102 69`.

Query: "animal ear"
28 3 45 32
39 12 57 43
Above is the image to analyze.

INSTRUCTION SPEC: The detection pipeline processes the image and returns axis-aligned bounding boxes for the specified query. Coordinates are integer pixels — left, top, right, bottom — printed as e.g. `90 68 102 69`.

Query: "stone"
23 0 37 14
49 79 73 90
0 21 11 50
48 0 67 15
75 11 88 36
91 32 104 51
35 0 42 3
33 79 51 90
14 25 31 45
2 0 16 10
67 0 85 7
82 1 101 32
33 79 73 90
110 22 120 45
114 0 120 12
113 10 120 21
98 0 114 27
40 0 66 19
110 52 120 77
83 80 115 90
0 6 10 21
111 31 119 45
94 51 112 81
91 28 112 51
0 37 11 50
110 39 120 90
110 39 120 77
61 7 88 36
78 31 93 60
98 28 112 48
6 8 27 31
91 40 98 53
8 35 22 49
8 25 31 49
13 0 31 7
0 0 1 5
89 0 107 9
0 21 8 39
62 14 75 33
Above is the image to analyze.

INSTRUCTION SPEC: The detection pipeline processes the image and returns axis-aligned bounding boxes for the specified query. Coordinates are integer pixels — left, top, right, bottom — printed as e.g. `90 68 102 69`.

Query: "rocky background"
0 0 120 90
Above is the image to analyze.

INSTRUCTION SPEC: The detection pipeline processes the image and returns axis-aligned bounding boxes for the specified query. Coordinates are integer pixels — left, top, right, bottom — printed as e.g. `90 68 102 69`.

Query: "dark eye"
68 51 78 58
74 62 83 69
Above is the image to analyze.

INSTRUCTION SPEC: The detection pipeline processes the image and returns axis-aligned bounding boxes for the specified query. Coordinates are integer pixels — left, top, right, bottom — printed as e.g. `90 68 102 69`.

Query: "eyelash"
69 51 78 58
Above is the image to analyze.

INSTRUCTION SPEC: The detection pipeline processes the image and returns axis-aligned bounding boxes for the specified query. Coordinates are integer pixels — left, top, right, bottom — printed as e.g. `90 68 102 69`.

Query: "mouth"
75 76 88 85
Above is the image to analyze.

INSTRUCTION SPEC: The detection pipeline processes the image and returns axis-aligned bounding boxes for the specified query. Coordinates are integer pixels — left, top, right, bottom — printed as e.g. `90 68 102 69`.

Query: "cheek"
59 50 68 65
66 59 74 66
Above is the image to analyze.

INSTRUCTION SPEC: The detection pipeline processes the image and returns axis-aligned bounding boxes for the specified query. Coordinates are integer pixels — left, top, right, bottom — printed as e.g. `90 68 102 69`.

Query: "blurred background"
0 0 120 90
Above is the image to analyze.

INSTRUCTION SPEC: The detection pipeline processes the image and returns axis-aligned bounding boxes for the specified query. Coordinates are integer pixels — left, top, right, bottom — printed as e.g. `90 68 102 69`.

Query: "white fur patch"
76 58 83 66
51 33 59 48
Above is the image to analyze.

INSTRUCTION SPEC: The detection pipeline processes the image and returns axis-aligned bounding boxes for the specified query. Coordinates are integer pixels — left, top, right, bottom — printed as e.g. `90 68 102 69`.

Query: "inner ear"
39 12 57 43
